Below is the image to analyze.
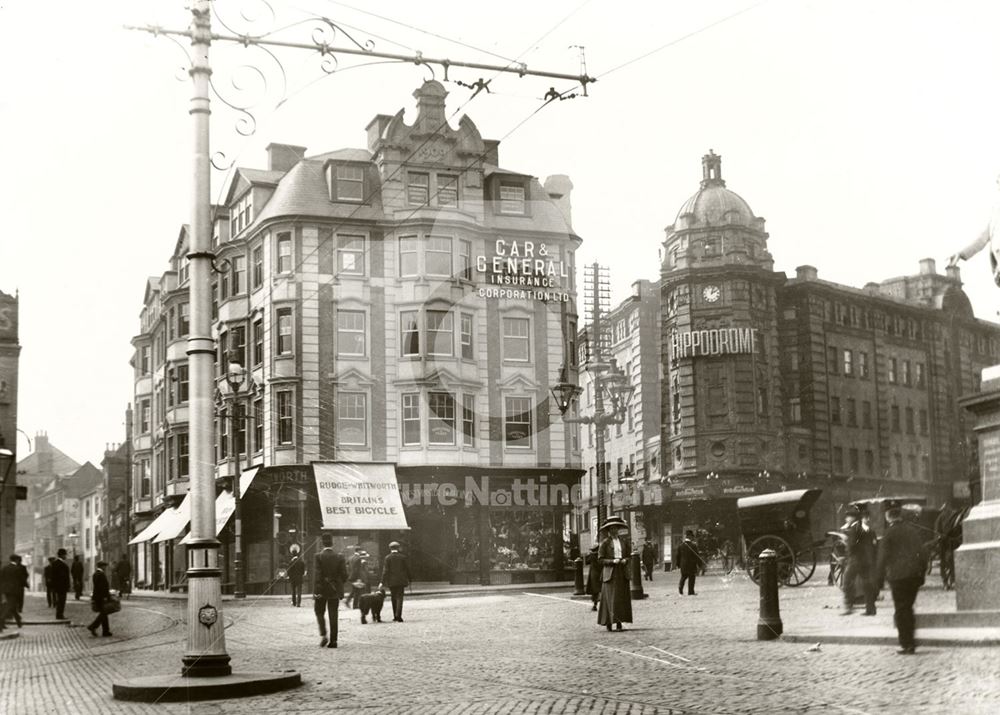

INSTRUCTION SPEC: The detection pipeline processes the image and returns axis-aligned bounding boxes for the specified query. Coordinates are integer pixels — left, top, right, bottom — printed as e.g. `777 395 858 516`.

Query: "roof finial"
700 149 725 189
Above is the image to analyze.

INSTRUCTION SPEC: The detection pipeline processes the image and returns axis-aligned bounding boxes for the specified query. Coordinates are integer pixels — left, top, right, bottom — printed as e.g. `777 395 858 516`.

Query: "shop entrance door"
407 512 454 583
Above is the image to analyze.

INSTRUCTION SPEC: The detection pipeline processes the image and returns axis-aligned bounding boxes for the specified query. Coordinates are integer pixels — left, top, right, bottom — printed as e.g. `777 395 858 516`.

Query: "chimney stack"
366 114 394 152
543 174 573 228
265 143 307 172
946 264 961 281
795 265 818 281
919 257 936 275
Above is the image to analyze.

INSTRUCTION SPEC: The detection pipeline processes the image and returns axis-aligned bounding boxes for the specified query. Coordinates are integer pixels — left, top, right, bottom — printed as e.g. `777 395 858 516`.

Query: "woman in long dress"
597 516 633 631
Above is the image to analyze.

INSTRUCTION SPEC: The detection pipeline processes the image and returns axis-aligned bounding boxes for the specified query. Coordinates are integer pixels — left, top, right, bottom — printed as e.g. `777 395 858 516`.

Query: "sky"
2 0 1000 466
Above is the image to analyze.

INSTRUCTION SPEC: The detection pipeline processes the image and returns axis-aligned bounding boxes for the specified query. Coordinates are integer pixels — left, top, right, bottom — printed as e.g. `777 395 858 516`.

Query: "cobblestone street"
2 573 997 714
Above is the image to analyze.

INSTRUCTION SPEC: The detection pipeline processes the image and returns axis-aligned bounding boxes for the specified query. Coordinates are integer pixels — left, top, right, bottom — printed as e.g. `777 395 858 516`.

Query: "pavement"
1 573 998 714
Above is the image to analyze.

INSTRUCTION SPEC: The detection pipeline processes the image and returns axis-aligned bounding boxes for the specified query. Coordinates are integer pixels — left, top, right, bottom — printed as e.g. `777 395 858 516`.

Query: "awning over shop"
314 462 409 531
181 467 260 544
128 506 176 545
152 494 192 543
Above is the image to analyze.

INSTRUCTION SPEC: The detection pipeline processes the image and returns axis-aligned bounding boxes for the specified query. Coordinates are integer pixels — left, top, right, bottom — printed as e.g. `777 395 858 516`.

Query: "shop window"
428 392 456 445
504 396 533 449
489 511 562 570
402 393 421 446
336 392 368 447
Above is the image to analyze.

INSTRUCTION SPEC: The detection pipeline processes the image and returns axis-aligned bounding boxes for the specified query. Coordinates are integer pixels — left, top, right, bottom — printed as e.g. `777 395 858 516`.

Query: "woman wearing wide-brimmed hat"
596 516 632 631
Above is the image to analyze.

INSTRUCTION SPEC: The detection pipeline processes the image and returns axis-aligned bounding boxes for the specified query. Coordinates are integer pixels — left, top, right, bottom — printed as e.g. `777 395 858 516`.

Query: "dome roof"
672 151 757 229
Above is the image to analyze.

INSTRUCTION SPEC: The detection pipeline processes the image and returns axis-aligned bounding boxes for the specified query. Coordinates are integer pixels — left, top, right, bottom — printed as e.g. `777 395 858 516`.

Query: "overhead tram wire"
322 0 521 64
268 0 594 285
593 0 770 81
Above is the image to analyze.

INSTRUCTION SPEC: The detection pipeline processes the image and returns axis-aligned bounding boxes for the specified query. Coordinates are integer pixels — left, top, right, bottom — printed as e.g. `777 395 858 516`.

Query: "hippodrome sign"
475 239 570 302
670 327 758 359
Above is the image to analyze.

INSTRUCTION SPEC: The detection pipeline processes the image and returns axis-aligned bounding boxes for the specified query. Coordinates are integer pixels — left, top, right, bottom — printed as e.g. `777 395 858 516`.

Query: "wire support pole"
124 24 597 92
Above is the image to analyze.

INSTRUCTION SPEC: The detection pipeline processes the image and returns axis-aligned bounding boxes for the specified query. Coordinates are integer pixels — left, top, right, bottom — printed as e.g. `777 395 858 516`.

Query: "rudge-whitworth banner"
313 462 410 531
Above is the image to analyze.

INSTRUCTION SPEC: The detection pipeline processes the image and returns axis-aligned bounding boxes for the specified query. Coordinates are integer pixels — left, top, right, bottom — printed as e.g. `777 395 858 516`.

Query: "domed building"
585 150 1000 563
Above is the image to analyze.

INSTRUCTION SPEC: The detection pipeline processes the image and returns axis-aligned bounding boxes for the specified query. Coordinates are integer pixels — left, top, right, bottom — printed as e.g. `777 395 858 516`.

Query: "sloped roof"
308 148 372 163
63 462 104 498
253 159 384 225
16 445 81 477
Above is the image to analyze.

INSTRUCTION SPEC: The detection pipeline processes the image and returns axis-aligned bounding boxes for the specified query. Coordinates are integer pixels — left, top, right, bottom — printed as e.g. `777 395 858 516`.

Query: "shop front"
394 466 582 585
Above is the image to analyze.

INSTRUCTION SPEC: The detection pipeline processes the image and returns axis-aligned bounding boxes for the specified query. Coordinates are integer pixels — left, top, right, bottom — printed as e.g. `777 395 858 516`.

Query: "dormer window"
499 182 526 214
335 165 365 202
231 192 253 236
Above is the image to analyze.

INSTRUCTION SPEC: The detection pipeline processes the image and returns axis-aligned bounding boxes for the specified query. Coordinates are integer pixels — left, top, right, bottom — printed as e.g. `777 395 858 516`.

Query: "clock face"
703 285 721 303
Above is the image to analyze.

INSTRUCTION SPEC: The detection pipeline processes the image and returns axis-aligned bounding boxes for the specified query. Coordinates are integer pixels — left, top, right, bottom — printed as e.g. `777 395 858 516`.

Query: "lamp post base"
112 671 301 703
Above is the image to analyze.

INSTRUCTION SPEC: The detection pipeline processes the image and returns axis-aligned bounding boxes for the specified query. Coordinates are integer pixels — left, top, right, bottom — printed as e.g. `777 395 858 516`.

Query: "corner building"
130 81 583 590
654 151 1000 552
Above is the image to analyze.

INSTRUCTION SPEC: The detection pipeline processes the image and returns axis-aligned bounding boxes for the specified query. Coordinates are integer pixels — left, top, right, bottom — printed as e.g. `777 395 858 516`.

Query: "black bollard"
756 548 783 640
630 551 647 599
573 557 585 595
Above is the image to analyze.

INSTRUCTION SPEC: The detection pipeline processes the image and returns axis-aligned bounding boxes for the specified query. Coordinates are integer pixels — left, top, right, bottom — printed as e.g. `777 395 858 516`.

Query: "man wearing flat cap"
597 517 632 631
380 541 411 622
877 503 929 654
841 504 877 616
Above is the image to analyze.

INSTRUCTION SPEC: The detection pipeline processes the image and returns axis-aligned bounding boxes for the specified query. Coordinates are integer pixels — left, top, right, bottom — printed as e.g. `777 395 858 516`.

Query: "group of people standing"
840 502 930 654
309 535 412 649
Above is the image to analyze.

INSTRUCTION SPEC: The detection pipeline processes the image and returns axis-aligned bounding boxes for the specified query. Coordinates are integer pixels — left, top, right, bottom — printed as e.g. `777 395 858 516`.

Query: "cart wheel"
787 548 816 587
745 535 796 586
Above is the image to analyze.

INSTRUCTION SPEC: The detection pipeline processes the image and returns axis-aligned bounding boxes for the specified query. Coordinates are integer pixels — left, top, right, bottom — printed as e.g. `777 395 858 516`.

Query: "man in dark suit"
380 541 411 622
13 555 28 615
286 550 306 607
877 504 930 654
71 554 84 600
87 561 113 637
675 531 701 595
641 539 656 581
312 533 348 648
345 546 364 609
44 557 55 607
51 549 71 620
1 554 25 630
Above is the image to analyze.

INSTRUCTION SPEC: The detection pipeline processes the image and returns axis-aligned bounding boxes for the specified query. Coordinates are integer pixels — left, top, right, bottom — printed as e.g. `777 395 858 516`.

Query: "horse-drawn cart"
736 488 824 587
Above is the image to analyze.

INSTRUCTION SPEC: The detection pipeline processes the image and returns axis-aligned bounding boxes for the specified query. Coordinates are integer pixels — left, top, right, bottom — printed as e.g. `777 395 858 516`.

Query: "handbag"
102 594 122 615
